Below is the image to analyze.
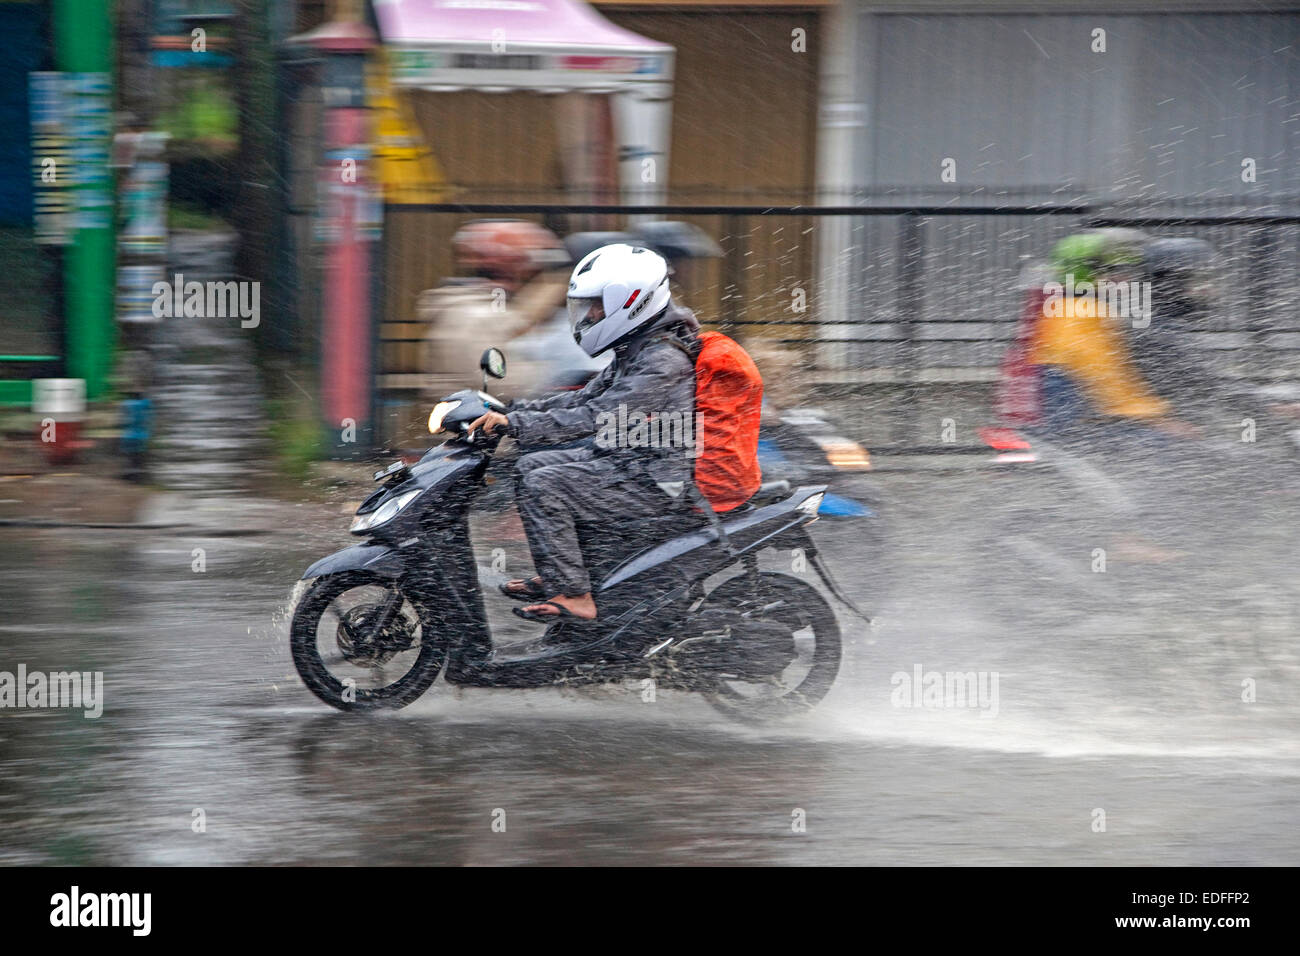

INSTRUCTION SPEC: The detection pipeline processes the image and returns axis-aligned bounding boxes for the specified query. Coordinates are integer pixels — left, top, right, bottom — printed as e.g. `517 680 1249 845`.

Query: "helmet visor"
567 296 605 332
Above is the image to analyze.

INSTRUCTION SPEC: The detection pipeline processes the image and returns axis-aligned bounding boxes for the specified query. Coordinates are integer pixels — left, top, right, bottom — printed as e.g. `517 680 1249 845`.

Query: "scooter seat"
747 480 792 506
578 483 789 584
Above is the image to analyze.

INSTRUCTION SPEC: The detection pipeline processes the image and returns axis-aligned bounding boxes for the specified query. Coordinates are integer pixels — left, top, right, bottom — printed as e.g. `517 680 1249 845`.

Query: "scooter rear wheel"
698 572 843 722
291 571 446 712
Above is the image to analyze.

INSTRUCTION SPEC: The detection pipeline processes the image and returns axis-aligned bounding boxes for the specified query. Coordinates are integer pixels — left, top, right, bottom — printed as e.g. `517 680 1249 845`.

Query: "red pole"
321 108 373 447
295 16 378 456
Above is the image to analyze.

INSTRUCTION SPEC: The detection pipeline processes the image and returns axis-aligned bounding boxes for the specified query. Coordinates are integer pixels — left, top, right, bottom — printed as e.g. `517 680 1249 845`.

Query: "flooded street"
2 451 1298 865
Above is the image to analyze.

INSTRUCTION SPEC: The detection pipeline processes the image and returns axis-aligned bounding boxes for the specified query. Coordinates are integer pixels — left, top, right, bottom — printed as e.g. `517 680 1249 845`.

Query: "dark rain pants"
514 446 687 597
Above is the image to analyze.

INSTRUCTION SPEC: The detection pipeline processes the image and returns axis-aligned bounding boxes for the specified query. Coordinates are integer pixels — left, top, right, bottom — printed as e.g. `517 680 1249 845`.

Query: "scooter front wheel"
291 571 446 712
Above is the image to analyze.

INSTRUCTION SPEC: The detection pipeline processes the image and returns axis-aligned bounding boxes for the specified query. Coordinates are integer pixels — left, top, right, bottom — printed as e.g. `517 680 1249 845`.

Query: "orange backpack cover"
692 331 764 511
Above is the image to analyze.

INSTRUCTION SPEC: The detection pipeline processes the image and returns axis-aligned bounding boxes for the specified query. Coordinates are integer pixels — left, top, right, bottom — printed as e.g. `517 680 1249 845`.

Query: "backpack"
669 331 764 512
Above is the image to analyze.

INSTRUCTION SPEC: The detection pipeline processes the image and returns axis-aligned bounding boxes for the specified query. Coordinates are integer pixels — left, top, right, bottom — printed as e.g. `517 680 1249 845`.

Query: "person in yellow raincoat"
1030 231 1197 439
1022 232 1209 565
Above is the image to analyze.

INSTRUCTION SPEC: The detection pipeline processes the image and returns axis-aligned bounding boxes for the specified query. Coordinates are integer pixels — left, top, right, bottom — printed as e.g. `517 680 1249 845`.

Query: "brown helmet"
451 220 566 290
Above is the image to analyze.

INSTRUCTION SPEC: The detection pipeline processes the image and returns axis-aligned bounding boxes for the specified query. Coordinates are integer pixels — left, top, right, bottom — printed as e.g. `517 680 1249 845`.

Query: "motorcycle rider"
1030 231 1202 564
468 243 701 622
1030 229 1198 440
420 220 571 402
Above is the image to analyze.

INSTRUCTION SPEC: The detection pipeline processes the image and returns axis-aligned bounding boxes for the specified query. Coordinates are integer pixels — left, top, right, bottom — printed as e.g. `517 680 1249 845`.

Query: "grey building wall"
859 10 1299 205
817 5 1300 383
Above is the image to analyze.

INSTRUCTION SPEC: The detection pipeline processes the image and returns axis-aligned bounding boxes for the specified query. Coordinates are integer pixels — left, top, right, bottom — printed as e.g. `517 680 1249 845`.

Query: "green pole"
53 0 115 400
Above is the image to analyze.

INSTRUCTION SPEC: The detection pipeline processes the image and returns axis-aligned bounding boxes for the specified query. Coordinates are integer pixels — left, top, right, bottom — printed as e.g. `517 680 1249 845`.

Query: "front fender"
301 543 407 580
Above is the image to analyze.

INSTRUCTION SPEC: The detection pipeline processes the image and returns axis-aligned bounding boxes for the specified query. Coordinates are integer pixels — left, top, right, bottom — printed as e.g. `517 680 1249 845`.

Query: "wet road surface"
2 449 1298 865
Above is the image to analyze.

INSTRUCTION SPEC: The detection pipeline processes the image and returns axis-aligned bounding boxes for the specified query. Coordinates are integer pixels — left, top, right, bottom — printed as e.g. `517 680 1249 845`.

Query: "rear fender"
773 526 871 624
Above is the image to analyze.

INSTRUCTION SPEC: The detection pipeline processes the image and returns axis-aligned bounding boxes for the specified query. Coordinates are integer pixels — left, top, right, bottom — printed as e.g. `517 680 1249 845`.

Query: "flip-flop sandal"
498 578 546 602
511 601 596 623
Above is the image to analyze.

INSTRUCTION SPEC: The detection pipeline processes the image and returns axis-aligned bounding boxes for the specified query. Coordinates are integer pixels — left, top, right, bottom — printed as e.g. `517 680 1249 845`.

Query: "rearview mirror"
480 348 506 380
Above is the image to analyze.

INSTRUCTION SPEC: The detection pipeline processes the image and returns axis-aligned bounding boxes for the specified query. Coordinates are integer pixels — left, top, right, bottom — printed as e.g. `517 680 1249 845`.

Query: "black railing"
369 199 1300 448
383 201 1299 370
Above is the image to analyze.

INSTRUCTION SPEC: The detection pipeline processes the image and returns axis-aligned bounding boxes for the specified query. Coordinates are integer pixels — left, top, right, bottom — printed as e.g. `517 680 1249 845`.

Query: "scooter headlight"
796 491 825 517
351 488 421 533
428 400 462 434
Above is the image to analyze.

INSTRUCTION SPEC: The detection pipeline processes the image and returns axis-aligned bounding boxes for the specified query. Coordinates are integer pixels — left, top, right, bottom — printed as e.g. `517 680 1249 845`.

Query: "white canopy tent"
371 0 675 204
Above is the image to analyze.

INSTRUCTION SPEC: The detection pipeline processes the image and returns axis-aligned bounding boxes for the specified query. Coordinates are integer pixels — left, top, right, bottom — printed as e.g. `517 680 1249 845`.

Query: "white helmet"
566 243 672 357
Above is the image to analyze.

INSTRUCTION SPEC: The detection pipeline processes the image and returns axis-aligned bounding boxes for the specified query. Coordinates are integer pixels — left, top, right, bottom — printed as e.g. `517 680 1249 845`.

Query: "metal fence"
380 200 1300 391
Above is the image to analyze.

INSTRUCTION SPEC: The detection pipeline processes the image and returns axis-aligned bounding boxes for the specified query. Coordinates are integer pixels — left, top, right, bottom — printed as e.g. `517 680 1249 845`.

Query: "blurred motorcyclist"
632 220 723 305
1030 229 1198 439
419 220 570 401
467 243 701 622
504 231 628 391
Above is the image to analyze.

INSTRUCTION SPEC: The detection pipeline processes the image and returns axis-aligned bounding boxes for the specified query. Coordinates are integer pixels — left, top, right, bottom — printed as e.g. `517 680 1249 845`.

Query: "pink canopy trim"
371 0 672 51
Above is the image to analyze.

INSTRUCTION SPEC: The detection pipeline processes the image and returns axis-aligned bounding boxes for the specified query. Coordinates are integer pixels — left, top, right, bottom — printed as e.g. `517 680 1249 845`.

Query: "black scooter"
291 349 867 719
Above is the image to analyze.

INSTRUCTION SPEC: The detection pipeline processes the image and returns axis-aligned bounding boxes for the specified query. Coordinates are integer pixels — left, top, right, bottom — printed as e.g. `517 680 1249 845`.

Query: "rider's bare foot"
522 593 597 620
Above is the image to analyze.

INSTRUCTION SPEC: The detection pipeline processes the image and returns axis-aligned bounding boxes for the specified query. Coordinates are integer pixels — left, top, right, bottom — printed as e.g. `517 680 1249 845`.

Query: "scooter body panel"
598 485 827 594
301 543 406 580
